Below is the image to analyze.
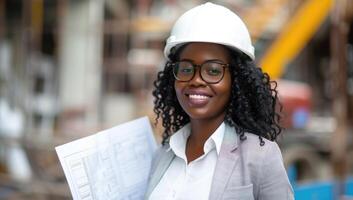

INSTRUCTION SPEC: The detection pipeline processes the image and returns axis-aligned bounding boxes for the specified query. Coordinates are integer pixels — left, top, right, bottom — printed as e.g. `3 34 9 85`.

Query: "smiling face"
174 42 232 122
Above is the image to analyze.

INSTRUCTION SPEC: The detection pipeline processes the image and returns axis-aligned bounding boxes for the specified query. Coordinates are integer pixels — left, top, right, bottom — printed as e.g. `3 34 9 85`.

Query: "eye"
203 62 223 76
180 67 193 73
177 62 194 74
207 68 222 75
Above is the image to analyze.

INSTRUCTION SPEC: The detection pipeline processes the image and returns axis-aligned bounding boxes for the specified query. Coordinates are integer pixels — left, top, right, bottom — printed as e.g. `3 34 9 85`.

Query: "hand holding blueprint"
55 117 157 200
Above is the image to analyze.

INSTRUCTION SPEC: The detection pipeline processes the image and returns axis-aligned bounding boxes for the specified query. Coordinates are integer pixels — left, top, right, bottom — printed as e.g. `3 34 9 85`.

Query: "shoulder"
240 132 282 156
223 125 282 161
150 144 173 173
220 126 293 199
239 133 293 199
237 132 285 180
240 132 285 175
147 144 171 185
152 144 170 165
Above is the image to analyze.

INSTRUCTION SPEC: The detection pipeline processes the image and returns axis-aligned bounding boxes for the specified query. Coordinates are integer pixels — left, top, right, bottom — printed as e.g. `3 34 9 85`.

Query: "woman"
145 2 294 200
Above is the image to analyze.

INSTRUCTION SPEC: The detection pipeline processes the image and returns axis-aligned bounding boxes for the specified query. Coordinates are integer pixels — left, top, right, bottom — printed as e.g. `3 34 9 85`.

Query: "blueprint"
55 117 157 200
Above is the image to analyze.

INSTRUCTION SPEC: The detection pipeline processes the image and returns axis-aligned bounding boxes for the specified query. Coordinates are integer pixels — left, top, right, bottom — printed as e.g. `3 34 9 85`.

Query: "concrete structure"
58 0 104 130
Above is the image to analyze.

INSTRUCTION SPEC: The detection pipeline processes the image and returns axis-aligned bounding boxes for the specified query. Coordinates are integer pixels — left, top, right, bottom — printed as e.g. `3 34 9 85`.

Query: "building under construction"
0 0 352 199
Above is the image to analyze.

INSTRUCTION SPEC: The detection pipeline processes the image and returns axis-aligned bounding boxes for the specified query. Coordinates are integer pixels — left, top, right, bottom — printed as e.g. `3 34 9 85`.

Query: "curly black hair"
152 45 282 146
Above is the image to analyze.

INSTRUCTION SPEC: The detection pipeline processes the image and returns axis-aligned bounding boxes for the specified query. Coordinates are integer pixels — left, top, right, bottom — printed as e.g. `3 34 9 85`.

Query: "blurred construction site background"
0 0 353 199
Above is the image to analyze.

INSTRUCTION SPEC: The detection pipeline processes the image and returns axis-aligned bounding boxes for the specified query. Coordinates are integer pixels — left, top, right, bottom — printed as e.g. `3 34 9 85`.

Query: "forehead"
178 42 231 63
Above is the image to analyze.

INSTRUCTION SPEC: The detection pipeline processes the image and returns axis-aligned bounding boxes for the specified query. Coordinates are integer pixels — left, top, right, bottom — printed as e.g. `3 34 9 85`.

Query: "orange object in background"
260 0 333 79
276 79 312 129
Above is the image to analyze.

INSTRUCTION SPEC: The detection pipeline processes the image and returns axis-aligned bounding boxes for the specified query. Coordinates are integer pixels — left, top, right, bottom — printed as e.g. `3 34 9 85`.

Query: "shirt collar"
168 122 225 159
205 122 225 155
168 123 191 161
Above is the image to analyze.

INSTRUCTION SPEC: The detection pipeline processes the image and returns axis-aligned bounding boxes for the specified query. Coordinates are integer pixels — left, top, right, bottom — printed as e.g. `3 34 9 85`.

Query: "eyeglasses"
172 60 229 84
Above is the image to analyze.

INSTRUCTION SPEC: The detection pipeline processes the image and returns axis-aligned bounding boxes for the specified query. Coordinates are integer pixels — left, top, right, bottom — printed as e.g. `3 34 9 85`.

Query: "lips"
184 90 213 107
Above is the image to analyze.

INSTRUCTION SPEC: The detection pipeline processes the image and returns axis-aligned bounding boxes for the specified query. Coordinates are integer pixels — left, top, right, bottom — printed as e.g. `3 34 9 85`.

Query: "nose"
189 67 206 86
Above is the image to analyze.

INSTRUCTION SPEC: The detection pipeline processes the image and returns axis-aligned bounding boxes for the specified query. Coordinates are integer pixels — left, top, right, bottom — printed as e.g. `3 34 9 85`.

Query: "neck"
185 113 226 163
188 113 225 147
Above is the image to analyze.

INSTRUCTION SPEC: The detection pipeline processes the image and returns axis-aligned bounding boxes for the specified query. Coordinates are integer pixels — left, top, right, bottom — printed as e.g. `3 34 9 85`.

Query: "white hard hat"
164 2 255 60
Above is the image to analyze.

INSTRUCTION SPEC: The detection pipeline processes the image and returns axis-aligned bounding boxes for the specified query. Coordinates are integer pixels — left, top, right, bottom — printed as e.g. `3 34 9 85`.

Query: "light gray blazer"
145 124 294 200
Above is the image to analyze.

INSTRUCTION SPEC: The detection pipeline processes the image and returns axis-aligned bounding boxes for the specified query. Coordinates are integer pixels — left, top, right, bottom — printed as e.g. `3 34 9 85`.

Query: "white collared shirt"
149 123 225 200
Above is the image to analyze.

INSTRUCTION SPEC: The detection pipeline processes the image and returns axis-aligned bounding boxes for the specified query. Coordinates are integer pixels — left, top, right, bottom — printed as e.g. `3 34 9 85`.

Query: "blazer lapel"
144 147 175 199
209 124 240 200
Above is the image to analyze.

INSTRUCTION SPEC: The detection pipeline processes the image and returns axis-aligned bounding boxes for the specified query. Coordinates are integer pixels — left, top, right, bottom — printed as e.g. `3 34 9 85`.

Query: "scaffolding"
0 0 352 199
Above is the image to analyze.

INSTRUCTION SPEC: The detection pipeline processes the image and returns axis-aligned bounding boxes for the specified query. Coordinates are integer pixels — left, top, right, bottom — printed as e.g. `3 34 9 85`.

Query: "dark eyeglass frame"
172 60 230 84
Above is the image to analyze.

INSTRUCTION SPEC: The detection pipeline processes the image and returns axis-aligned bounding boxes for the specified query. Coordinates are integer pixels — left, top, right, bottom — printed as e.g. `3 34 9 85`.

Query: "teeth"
189 94 209 99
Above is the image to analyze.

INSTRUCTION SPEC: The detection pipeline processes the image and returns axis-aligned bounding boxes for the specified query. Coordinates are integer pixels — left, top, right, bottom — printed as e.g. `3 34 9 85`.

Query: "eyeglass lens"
173 61 225 83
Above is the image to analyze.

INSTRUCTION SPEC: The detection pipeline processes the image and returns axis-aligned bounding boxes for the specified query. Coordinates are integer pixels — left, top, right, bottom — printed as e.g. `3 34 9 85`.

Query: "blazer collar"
209 124 240 200
221 124 239 151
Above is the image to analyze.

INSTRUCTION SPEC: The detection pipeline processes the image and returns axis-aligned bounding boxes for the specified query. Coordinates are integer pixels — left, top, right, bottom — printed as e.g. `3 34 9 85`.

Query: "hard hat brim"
164 40 255 61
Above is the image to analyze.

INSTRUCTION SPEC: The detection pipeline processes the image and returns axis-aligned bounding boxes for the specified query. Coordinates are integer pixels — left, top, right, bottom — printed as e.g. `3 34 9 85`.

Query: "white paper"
55 116 157 200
